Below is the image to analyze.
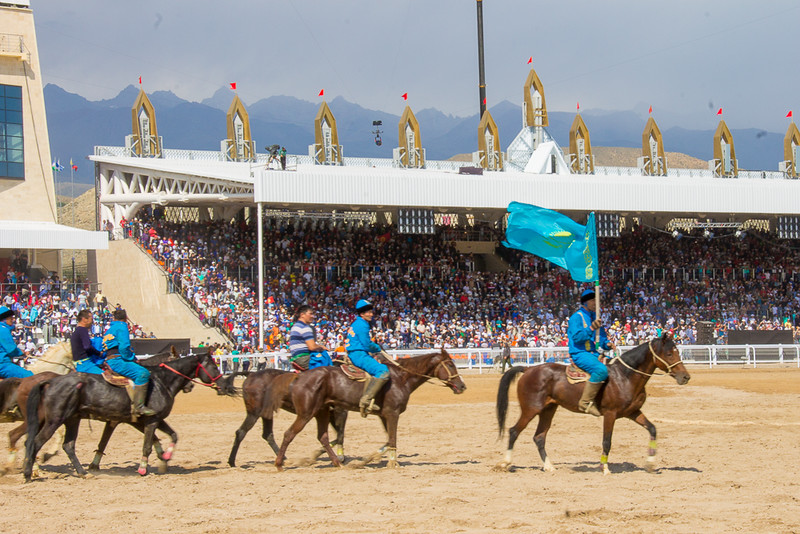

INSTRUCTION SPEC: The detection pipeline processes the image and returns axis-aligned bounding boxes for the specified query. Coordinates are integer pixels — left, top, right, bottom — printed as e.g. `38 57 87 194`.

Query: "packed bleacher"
122 211 800 354
1 260 153 365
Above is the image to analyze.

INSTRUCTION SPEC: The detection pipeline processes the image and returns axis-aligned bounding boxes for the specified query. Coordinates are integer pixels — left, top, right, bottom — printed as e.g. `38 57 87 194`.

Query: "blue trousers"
571 351 608 383
75 359 104 374
106 357 150 386
0 361 33 378
309 351 333 369
348 350 389 379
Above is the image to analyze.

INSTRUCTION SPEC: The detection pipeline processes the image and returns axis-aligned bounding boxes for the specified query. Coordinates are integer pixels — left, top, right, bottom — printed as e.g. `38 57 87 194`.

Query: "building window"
0 84 24 179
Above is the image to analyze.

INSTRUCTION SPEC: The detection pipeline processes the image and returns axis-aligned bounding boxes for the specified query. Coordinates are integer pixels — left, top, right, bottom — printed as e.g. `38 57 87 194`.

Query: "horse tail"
496 366 526 439
23 380 47 464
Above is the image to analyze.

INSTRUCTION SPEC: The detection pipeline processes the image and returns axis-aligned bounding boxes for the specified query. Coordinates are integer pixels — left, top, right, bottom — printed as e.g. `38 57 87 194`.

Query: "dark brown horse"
496 333 690 475
274 349 466 470
227 369 348 467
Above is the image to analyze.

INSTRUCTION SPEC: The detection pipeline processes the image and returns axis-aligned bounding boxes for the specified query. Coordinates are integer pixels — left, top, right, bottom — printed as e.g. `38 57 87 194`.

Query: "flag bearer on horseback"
102 309 156 416
346 299 390 417
568 289 616 416
288 304 332 371
0 306 33 378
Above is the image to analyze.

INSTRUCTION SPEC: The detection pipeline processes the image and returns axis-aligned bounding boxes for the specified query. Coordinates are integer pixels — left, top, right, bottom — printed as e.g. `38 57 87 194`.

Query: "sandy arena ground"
2 366 799 533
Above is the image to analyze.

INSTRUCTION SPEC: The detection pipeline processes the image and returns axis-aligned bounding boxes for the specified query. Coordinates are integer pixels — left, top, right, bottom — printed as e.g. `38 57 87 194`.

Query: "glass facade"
0 84 24 179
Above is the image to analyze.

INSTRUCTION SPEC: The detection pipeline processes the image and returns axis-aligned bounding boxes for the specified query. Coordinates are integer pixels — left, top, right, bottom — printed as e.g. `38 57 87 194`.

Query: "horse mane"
616 335 673 373
139 346 182 367
387 349 447 375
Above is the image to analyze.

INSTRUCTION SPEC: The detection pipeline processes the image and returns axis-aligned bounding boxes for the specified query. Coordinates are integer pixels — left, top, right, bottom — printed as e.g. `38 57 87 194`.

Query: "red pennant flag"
577 102 580 111
787 111 793 118
401 92 408 101
138 76 142 85
527 56 533 64
229 82 237 90
648 105 653 114
318 89 324 97
483 97 487 105
716 108 723 115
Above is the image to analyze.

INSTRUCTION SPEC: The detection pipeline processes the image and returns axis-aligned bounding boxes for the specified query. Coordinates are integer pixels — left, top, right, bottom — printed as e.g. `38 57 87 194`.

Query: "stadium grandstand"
86 69 800 370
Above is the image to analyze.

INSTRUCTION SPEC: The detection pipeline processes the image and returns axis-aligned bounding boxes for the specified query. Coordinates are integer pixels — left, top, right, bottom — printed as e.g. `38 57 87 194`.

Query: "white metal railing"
211 344 800 375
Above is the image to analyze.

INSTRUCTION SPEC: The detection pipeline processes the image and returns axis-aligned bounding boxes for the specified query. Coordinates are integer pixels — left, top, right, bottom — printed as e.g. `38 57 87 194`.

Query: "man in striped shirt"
289 304 332 371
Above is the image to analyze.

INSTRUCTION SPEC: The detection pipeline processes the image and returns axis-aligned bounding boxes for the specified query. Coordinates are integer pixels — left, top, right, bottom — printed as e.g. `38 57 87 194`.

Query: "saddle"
336 356 368 382
101 367 134 388
565 363 590 384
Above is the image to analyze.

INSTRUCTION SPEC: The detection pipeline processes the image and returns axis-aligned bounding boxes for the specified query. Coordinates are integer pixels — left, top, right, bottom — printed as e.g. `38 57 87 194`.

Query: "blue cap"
0 306 13 320
580 289 596 303
355 299 373 313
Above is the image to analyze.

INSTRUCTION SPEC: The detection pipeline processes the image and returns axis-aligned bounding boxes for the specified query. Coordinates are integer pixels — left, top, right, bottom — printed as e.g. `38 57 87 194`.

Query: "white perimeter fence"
213 344 800 374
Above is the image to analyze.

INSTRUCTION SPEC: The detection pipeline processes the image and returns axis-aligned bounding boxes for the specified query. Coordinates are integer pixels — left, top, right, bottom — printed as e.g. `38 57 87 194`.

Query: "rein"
380 351 460 388
611 340 682 378
35 357 75 372
159 360 222 388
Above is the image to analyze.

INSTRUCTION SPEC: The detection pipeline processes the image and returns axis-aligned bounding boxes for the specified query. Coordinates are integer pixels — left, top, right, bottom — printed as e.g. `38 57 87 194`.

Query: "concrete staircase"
95 240 228 346
453 240 510 273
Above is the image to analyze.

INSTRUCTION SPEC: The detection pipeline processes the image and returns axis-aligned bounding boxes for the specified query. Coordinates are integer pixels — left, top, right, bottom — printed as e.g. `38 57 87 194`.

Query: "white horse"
1 341 74 476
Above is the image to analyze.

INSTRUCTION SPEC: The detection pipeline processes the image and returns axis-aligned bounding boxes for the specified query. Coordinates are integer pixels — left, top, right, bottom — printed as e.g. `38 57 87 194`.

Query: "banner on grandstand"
503 202 598 282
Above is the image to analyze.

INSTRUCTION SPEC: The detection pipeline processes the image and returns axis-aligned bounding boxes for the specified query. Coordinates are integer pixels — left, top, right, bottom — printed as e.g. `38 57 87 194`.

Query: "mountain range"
45 84 788 185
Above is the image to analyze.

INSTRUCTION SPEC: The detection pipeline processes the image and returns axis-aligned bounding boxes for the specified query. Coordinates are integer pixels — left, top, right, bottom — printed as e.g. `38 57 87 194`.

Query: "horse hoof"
41 452 57 464
543 465 556 472
602 466 611 476
138 466 148 476
81 472 95 479
493 462 512 472
87 463 99 471
161 451 172 462
387 460 399 469
158 461 167 474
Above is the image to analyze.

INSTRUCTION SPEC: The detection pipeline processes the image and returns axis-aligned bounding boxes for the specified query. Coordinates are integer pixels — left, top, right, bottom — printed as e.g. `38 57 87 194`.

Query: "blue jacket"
0 322 22 363
103 320 135 361
568 306 611 355
345 316 381 354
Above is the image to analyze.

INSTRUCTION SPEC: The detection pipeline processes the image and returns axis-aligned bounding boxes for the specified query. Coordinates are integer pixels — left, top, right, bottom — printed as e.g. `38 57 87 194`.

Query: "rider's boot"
133 385 157 416
359 377 388 418
578 381 603 417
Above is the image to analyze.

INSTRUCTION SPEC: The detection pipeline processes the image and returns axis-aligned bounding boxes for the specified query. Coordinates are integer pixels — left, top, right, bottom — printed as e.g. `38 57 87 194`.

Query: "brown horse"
227 369 348 467
496 333 690 475
274 349 466 470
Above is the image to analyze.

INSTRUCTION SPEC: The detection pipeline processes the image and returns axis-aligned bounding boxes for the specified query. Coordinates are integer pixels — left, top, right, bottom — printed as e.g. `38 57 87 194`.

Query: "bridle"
611 339 683 378
159 358 222 388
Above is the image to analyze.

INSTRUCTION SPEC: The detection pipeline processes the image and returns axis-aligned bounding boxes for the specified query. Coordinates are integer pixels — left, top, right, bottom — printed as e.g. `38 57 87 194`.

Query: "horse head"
434 349 467 394
652 333 690 385
196 352 235 396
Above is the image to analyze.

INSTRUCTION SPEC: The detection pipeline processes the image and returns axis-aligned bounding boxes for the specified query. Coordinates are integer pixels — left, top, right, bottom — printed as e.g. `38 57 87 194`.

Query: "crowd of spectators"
123 212 800 353
1 271 153 365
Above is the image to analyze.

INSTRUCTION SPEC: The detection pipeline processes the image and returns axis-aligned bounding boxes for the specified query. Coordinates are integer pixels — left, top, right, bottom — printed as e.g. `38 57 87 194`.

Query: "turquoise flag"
503 202 599 282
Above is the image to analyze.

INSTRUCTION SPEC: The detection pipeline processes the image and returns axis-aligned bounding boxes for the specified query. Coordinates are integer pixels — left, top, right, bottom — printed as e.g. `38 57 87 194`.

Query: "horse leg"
228 413 258 467
40 425 65 464
138 421 159 476
601 413 617 476
275 414 313 471
381 413 400 468
330 408 347 461
497 407 538 472
88 422 118 471
153 420 178 474
314 410 342 468
533 404 558 472
628 410 658 473
261 416 281 457
61 418 89 478
23 419 62 482
2 423 26 476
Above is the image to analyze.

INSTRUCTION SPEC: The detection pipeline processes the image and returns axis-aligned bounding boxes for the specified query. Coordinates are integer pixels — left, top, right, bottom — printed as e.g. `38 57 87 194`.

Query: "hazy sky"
31 1 800 131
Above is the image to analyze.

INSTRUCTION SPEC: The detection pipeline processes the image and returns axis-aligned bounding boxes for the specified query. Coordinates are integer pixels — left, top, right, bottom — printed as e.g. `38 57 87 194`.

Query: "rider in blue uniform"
0 306 33 378
103 309 156 416
568 289 616 416
345 299 389 417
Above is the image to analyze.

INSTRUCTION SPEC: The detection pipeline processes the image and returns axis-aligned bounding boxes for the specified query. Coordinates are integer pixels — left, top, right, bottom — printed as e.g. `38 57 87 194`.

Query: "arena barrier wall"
213 344 800 374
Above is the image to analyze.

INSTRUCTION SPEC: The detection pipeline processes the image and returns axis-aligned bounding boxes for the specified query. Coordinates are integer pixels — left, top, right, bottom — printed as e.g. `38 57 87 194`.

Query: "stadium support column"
476 0 486 118
257 202 265 357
